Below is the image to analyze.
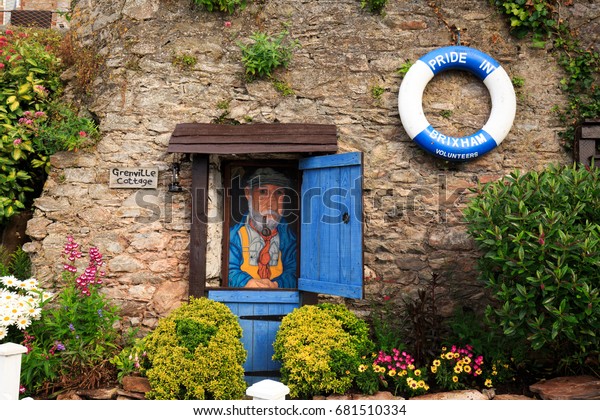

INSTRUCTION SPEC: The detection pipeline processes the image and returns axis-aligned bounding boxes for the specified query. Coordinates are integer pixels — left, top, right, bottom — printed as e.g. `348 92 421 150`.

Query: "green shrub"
273 304 374 399
238 30 299 80
143 297 246 400
463 163 600 372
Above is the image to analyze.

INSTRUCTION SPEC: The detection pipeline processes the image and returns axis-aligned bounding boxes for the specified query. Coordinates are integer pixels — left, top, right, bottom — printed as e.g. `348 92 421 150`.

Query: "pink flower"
79 131 87 137
0 63 4 69
5 30 13 35
224 21 232 28
13 138 22 145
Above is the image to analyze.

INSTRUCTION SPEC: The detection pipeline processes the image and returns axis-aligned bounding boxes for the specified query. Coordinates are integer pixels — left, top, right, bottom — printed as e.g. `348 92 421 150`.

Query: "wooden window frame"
220 159 301 288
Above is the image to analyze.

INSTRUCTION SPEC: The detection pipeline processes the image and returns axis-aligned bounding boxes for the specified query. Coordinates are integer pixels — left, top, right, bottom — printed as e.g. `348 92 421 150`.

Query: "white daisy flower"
16 316 31 330
26 307 42 319
1 291 19 302
24 278 38 290
0 314 13 326
1 275 17 287
0 326 7 340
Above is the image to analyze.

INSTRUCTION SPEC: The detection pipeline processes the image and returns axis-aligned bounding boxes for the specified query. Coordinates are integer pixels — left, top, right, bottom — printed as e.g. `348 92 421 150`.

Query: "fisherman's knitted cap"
245 167 291 189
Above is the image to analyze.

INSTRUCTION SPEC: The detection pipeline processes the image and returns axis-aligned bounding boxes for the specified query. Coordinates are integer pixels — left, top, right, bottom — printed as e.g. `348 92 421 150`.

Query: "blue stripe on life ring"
412 126 498 162
419 46 501 80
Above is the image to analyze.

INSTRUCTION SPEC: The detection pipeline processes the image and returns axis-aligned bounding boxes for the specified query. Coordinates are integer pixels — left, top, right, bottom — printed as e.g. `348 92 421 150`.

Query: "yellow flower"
454 365 463 374
445 352 454 359
492 370 498 376
476 369 483 376
442 346 447 351
400 370 407 376
389 369 396 377
358 364 367 373
414 369 421 377
440 353 446 360
456 360 464 367
464 365 472 374
485 378 493 388
453 352 460 359
408 364 415 370
463 356 471 365
452 376 459 383
345 370 350 375
431 366 437 374
417 380 426 388
409 381 418 389
433 359 441 367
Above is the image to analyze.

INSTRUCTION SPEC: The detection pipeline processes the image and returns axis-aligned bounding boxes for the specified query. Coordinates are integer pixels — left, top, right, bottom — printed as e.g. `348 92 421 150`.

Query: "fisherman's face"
245 184 286 228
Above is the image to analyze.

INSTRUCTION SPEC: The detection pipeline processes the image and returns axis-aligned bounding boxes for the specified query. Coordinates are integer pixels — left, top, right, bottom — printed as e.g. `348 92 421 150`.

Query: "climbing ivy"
493 0 599 149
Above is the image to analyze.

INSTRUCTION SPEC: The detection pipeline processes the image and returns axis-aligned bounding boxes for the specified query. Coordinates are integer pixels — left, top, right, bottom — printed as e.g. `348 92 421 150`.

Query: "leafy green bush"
463 163 600 372
20 236 119 396
238 30 299 80
192 0 246 14
0 29 98 222
143 297 246 400
273 304 374 398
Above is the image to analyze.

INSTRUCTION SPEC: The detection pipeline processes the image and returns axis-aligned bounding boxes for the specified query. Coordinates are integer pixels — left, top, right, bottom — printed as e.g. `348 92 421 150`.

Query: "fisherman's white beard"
248 197 281 232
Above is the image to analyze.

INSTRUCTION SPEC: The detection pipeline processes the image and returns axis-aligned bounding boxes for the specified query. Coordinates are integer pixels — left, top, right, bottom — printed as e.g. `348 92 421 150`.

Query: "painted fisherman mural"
228 167 297 289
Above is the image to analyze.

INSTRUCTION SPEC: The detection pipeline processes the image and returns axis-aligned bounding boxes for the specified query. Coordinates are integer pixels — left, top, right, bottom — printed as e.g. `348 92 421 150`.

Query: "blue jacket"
228 215 297 288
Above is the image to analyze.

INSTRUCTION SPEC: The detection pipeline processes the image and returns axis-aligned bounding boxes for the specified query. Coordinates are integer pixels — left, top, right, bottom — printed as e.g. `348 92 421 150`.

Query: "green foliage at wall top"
492 0 599 148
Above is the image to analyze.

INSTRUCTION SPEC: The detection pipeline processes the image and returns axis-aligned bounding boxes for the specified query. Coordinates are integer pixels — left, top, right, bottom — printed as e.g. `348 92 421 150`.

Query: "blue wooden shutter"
298 152 363 299
207 290 300 384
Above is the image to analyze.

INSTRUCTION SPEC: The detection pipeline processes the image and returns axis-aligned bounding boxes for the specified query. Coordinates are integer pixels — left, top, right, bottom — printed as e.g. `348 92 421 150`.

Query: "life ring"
398 46 516 162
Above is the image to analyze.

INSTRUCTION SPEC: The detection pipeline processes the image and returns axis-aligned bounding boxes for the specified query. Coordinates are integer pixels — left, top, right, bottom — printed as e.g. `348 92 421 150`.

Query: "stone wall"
23 0 599 331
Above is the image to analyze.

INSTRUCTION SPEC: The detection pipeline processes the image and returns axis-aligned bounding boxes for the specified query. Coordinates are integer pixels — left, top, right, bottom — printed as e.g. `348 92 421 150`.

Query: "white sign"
109 167 158 189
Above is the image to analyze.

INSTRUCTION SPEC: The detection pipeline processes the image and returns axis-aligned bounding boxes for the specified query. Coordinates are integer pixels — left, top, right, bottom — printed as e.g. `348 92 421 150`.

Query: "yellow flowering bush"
142 297 247 400
273 304 373 399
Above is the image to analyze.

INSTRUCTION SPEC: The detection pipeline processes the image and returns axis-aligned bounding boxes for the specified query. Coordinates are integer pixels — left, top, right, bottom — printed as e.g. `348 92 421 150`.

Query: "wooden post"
0 342 27 400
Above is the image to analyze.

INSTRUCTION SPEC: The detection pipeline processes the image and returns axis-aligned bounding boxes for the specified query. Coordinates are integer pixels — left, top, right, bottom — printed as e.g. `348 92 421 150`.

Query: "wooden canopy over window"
167 123 338 154
167 123 338 298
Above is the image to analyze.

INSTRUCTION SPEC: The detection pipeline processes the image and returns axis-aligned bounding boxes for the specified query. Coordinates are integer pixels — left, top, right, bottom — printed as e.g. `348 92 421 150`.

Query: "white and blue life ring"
398 46 516 162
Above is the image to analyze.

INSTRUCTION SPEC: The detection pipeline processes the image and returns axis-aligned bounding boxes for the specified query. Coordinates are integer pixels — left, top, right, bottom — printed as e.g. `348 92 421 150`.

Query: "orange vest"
239 225 283 280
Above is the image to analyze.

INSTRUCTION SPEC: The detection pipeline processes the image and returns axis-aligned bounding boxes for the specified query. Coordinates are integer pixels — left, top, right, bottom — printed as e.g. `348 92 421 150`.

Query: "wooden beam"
189 154 209 298
167 123 338 154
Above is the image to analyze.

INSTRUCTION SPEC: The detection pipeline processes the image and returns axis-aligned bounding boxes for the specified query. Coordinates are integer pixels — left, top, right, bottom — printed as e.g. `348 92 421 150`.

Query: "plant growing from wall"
238 30 300 80
142 297 247 400
273 303 374 399
172 53 198 70
492 0 599 148
0 29 99 224
193 0 246 14
463 164 600 374
360 0 388 15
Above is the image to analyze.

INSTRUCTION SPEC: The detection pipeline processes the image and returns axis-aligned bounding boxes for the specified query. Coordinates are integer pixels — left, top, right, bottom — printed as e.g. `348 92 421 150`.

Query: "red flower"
224 21 232 28
79 131 87 137
383 295 391 301
5 30 13 35
538 232 545 245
